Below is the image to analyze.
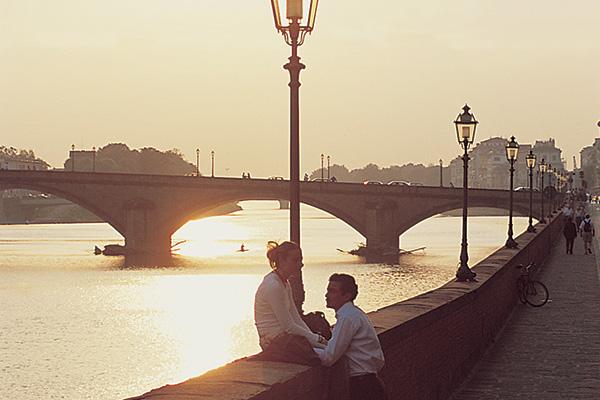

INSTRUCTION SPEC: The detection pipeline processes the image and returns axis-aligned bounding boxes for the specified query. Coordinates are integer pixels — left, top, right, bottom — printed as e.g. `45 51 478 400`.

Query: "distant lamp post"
505 136 519 249
320 153 324 180
196 148 200 176
454 104 478 282
539 159 547 224
548 164 554 214
71 144 75 171
92 147 96 172
553 168 558 196
327 155 330 181
526 150 536 233
439 159 443 187
211 150 215 178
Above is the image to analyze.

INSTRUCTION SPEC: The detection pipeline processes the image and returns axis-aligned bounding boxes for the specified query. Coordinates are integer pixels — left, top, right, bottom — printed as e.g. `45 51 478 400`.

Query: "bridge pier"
278 200 290 210
365 200 399 254
123 199 171 255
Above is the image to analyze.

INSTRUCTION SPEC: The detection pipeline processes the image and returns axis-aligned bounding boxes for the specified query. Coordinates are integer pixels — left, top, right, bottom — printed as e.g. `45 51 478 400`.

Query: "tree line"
309 162 449 186
64 143 196 175
0 146 49 166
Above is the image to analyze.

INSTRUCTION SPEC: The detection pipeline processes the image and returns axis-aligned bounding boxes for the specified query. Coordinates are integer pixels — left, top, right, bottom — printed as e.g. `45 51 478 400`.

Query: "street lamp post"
505 136 519 248
92 147 96 172
211 150 215 178
196 148 200 176
71 144 75 171
321 153 324 181
551 167 556 211
553 168 558 207
568 172 573 192
454 104 478 282
327 155 330 181
526 150 536 233
539 159 547 224
270 0 319 309
439 159 443 187
548 164 554 214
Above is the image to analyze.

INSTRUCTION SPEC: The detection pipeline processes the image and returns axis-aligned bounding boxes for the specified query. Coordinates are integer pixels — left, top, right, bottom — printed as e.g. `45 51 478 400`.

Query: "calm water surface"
0 202 528 400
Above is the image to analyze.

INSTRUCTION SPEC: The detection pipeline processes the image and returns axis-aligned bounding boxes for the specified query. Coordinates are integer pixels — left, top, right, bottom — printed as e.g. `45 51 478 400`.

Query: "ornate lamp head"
454 104 478 150
526 150 536 169
270 0 319 45
505 136 519 162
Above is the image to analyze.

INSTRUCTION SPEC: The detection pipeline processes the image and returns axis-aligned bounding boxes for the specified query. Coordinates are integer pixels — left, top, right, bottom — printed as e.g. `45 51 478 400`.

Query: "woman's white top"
254 271 322 349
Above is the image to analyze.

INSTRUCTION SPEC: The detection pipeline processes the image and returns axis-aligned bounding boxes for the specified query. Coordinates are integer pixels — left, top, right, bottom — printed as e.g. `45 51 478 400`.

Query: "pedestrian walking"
562 204 574 219
575 207 585 232
579 214 595 255
563 216 577 255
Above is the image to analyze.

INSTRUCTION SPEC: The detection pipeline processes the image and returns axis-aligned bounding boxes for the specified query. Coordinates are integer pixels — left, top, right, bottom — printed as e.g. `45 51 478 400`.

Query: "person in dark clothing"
563 216 577 255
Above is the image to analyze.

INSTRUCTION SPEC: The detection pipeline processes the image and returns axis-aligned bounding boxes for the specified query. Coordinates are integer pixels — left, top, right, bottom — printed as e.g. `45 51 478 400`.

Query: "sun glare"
141 274 261 381
174 215 252 258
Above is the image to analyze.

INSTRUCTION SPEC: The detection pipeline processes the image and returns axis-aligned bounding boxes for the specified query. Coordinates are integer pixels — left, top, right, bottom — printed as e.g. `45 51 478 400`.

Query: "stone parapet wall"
127 213 564 400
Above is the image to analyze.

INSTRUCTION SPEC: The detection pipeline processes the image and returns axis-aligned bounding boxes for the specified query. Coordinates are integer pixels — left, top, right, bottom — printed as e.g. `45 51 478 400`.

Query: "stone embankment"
127 213 564 400
452 206 600 399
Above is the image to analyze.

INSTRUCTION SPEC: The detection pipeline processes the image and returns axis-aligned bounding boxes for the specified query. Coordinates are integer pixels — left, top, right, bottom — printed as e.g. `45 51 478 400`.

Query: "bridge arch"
0 183 125 235
165 195 365 239
392 200 534 238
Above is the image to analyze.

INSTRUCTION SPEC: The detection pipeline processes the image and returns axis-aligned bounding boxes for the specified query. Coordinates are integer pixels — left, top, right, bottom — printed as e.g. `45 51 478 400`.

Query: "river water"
0 201 528 400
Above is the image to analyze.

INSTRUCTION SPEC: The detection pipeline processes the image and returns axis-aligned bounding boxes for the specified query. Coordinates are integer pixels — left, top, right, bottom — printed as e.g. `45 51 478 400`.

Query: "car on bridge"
515 186 539 192
268 176 284 180
363 180 383 185
387 180 411 186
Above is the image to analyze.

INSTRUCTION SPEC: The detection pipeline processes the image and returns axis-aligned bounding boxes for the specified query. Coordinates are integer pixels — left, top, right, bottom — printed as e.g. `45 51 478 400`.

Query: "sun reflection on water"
141 274 261 381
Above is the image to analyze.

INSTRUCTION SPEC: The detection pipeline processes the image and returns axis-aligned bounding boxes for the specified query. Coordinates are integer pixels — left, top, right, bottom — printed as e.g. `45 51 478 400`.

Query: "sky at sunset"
1 0 599 176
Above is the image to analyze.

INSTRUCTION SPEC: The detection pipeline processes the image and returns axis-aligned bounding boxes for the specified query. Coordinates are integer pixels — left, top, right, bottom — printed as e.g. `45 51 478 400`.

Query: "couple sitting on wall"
252 241 387 400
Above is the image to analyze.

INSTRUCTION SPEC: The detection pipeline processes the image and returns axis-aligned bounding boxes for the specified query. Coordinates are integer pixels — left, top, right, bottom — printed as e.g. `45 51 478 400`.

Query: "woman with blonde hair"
253 241 326 364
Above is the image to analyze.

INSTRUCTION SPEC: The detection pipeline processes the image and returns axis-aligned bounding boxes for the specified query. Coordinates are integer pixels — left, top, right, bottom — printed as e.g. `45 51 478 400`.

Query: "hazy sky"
1 0 599 175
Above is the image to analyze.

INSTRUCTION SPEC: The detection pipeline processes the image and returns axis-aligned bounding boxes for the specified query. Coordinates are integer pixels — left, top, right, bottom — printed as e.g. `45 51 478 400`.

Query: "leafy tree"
63 143 196 175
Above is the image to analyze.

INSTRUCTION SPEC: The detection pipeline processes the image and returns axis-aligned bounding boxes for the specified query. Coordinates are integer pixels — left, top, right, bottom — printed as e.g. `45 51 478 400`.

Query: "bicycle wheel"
524 280 549 307
517 279 527 304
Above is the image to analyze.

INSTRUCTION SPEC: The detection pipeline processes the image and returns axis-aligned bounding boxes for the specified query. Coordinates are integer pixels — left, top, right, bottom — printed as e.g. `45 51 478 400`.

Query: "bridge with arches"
0 170 548 255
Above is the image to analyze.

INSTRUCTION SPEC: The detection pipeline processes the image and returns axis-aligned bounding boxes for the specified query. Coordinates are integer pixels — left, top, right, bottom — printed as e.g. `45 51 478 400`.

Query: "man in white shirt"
562 204 573 219
315 273 387 400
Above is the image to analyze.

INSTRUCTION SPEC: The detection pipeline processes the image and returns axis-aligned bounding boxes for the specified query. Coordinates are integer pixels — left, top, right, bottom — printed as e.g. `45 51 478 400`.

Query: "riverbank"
440 207 524 217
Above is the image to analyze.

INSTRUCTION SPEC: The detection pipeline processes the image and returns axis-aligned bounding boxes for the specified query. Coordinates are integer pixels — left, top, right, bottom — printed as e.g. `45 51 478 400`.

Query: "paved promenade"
453 206 600 399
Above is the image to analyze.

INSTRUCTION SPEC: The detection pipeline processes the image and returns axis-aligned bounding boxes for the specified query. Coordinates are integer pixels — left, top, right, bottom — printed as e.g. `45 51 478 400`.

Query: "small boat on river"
338 244 426 259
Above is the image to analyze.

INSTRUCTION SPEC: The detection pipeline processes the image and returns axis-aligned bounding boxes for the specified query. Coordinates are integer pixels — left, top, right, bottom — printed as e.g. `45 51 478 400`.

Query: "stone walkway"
452 206 600 399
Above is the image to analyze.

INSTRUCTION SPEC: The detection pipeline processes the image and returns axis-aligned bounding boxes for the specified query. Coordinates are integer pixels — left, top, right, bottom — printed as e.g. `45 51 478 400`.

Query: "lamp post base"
527 225 537 233
456 264 477 282
505 237 518 249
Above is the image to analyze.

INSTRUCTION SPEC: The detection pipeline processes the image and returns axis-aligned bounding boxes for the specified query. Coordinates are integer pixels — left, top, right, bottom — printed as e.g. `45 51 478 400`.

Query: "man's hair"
329 273 358 301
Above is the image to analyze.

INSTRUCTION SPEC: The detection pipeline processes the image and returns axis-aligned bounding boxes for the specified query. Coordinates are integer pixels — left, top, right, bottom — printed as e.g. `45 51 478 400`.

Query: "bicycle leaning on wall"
516 263 549 307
